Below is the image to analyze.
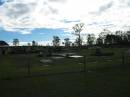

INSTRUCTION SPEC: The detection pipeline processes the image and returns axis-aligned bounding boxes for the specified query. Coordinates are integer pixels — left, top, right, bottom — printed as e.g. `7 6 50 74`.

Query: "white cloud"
8 40 52 46
8 41 28 46
38 40 52 46
0 0 130 35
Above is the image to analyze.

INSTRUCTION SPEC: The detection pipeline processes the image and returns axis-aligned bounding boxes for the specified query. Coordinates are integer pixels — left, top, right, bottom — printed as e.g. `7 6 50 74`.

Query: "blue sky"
0 28 60 41
0 0 130 45
0 27 71 45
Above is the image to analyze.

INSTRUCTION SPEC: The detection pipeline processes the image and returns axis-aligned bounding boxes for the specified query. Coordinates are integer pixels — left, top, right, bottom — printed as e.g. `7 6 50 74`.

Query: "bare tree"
72 23 84 46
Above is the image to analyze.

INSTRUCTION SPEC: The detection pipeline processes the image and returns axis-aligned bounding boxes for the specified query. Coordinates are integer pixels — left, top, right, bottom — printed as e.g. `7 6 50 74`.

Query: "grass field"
0 47 130 97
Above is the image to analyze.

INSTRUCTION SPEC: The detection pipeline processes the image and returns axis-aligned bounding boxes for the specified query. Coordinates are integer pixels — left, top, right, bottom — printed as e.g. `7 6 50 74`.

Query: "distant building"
0 40 9 47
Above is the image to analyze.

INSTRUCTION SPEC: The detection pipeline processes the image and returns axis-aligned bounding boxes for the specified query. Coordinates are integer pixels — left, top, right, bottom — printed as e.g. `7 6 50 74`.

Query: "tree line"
53 23 130 47
11 23 130 47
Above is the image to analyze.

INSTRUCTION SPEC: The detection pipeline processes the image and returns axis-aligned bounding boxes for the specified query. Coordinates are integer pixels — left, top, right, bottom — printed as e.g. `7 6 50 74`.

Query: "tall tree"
72 23 84 46
99 29 111 44
96 37 103 45
64 38 71 47
127 31 130 41
87 34 95 46
105 34 118 45
74 37 83 46
115 31 123 44
13 39 19 46
53 36 60 47
32 40 38 46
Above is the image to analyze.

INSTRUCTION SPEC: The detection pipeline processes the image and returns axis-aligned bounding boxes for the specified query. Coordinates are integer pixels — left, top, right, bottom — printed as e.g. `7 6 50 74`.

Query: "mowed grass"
0 47 130 97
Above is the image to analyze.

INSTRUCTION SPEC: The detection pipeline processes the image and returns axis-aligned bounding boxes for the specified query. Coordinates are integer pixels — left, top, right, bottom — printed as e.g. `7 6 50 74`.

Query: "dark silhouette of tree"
64 38 71 47
87 34 95 46
53 36 60 47
72 23 84 46
96 37 103 45
105 34 116 44
13 39 19 46
98 29 112 44
122 33 129 44
32 40 38 46
115 31 123 44
96 30 130 46
74 37 83 46
115 30 122 35
112 31 128 45
27 43 31 46
127 31 130 42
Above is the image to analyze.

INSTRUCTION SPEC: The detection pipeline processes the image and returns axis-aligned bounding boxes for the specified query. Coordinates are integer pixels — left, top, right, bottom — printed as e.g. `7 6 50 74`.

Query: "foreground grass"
0 47 130 97
1 68 130 97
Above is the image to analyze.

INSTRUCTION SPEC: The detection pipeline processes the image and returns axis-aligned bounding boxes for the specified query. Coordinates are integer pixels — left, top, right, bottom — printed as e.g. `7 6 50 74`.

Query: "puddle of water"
53 53 76 57
40 59 52 63
51 56 64 59
69 55 83 58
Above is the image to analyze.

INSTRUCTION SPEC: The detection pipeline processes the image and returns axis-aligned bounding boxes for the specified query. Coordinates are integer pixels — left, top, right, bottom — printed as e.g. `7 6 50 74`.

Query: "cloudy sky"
0 0 130 45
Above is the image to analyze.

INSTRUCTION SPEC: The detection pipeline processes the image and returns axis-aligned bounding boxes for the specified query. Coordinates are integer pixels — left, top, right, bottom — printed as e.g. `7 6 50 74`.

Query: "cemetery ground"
0 47 130 97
